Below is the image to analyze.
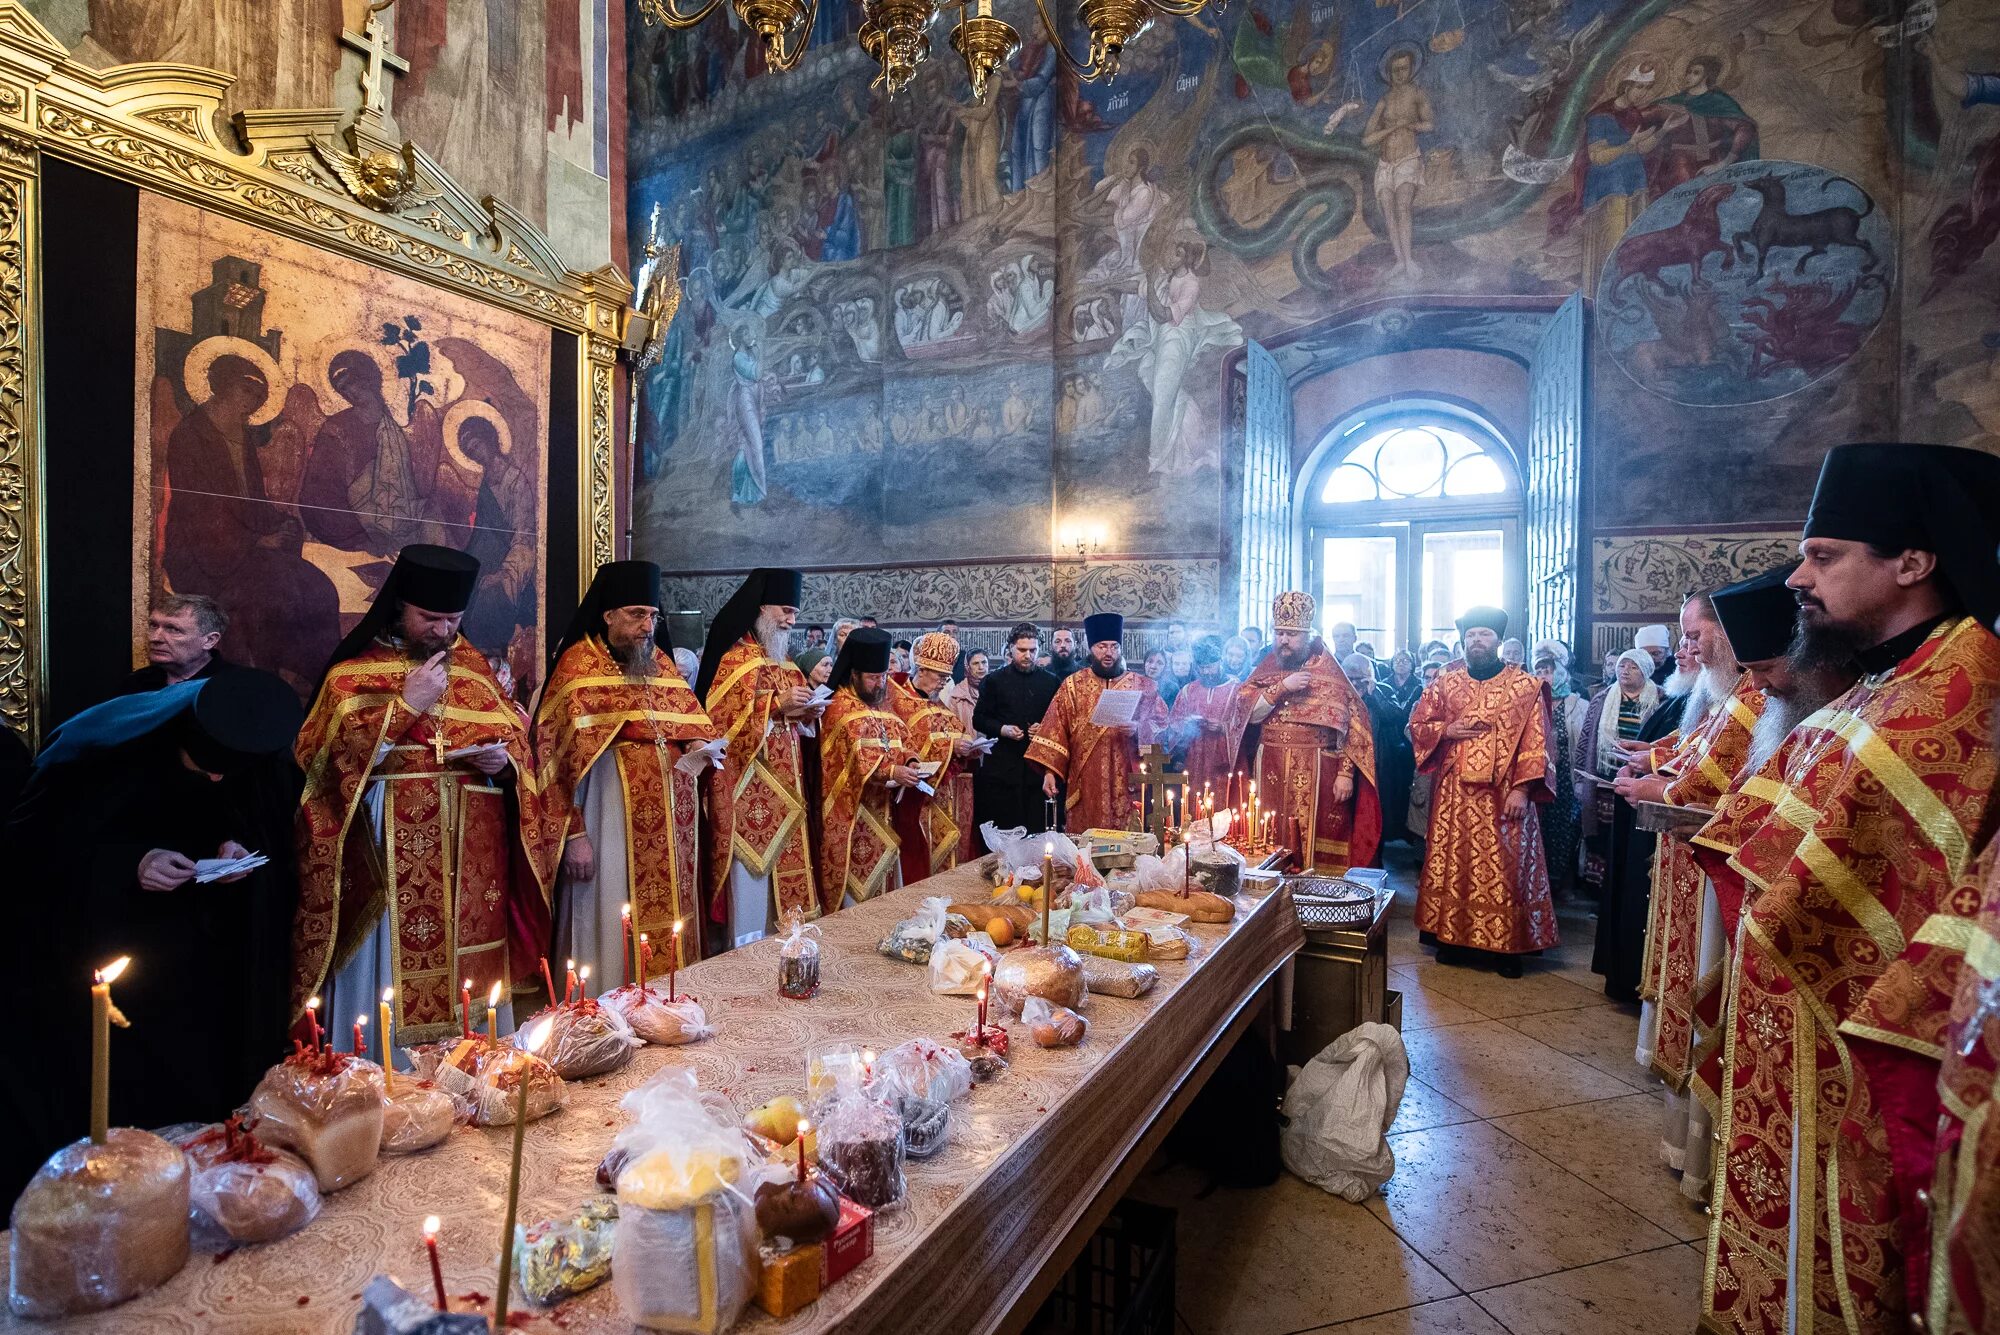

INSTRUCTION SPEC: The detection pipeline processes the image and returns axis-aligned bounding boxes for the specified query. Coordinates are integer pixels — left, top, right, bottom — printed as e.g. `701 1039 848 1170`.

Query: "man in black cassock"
972 621 1061 833
0 670 302 1200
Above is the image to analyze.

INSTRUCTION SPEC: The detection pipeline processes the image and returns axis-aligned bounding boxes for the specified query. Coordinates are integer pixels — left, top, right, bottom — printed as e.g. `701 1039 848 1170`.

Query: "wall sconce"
1056 519 1108 558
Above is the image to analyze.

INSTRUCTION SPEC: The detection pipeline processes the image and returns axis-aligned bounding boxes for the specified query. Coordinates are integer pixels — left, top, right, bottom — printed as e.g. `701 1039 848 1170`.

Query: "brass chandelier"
639 0 1217 99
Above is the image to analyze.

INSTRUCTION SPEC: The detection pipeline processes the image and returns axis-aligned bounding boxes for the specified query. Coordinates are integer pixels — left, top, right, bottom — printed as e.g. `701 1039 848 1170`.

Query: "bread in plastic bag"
517 996 640 1080
381 1081 458 1154
408 1035 566 1127
873 1038 973 1105
176 1118 320 1245
1081 956 1159 998
816 1085 905 1210
1022 996 1088 1048
8 1128 190 1318
514 1197 618 1306
611 1069 761 1334
604 984 713 1045
247 1047 385 1192
928 932 999 994
992 942 1087 1014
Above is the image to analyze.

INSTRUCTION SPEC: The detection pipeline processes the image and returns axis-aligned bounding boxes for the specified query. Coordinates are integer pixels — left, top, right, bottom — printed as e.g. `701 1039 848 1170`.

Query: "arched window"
1298 410 1525 654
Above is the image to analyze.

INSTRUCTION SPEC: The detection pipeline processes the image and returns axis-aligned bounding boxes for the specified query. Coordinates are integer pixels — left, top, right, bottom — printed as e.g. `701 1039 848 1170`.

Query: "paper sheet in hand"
1089 689 1142 728
907 760 941 779
674 737 729 775
444 740 509 761
194 852 269 883
806 684 833 708
963 735 998 755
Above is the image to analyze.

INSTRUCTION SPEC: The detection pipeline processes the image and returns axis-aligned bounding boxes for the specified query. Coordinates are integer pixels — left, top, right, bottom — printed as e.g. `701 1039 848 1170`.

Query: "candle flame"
487 982 503 1007
577 966 591 982
621 902 631 920
357 1014 369 1028
639 932 649 944
306 994 321 1013
565 958 575 972
94 956 131 985
422 1215 441 1239
462 978 472 992
797 1118 811 1137
521 1014 556 1054
382 986 395 1003
673 918 684 936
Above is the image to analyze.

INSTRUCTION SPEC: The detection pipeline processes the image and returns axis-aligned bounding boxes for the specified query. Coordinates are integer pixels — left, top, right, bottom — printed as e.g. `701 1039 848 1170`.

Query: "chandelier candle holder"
642 0 1218 97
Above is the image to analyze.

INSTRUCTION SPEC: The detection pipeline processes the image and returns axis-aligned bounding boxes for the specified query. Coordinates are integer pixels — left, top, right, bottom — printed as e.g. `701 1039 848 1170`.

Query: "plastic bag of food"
381 1081 459 1154
815 1086 905 1211
611 1070 761 1334
176 1118 320 1246
1065 884 1115 925
1022 996 1088 1049
928 932 999 995
1065 922 1149 962
517 997 641 1080
604 984 713 1044
1081 956 1159 999
981 825 1086 881
514 1197 619 1307
873 1038 973 1105
8 1129 190 1318
247 1048 385 1192
775 910 822 1000
877 895 956 964
409 1036 566 1126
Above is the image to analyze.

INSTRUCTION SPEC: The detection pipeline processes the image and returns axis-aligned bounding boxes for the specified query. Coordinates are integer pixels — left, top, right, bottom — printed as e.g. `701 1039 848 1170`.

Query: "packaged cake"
604 984 713 1045
775 911 822 1000
816 1086 905 1211
753 1168 840 1244
8 1129 190 1318
517 996 640 1080
611 1071 761 1334
177 1117 320 1245
247 1047 385 1192
408 1036 565 1127
381 1082 458 1154
873 1038 973 1106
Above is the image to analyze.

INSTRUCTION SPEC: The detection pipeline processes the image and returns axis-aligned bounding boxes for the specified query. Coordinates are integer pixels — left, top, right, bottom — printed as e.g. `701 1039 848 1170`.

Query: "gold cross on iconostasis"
341 0 410 126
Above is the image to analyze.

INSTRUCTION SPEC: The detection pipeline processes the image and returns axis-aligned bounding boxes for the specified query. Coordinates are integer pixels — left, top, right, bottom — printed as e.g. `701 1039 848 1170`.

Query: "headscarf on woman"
1595 648 1661 774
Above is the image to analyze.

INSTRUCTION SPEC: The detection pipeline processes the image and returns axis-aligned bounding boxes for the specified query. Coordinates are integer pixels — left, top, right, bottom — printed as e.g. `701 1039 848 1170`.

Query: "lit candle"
976 974 989 1039
577 966 591 1002
460 979 473 1040
670 920 684 1001
1041 840 1054 945
495 1016 555 1328
862 1047 875 1084
353 1013 368 1057
306 995 324 1056
422 1215 447 1312
620 904 633 988
564 959 577 1005
379 988 396 1095
796 1119 811 1185
89 956 131 1145
486 982 502 1041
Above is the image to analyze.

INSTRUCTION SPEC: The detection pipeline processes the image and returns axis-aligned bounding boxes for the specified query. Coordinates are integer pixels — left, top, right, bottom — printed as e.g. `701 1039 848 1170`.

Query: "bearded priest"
1407 606 1558 978
293 545 554 1046
890 631 979 881
1694 443 2000 1335
1026 612 1168 832
1167 636 1244 802
536 560 719 992
819 628 924 907
1223 591 1380 872
696 568 820 948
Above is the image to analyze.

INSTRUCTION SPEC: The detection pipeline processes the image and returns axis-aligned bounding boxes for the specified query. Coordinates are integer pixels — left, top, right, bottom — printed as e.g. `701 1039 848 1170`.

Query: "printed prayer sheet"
1089 689 1143 728
674 736 729 775
193 851 269 883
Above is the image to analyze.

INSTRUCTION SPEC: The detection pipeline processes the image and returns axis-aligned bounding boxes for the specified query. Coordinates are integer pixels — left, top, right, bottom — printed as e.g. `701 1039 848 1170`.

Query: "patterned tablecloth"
2 864 1301 1335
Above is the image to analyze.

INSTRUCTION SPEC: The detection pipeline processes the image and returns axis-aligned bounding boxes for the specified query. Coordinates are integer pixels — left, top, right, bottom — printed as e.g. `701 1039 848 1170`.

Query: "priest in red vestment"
890 631 978 883
1407 606 1557 977
1165 636 1241 800
1692 443 2000 1335
1026 612 1168 832
1221 591 1379 873
536 560 718 991
292 545 554 1046
696 568 821 948
819 628 924 908
1927 839 2000 1335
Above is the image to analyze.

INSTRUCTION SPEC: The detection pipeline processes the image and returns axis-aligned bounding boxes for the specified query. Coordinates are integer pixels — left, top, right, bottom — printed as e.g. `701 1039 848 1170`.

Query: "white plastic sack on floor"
1280 1022 1409 1201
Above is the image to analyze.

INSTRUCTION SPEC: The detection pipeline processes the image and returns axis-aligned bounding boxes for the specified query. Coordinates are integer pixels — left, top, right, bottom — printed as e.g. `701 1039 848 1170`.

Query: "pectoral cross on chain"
1960 974 2000 1059
341 0 410 124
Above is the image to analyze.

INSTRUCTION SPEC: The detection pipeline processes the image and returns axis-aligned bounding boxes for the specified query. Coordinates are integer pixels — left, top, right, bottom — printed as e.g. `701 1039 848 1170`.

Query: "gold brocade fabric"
535 637 719 968
1226 642 1380 874
1701 618 2000 1335
819 690 913 907
700 636 817 924
1023 669 1167 832
292 639 553 1040
889 678 971 877
1406 665 1557 953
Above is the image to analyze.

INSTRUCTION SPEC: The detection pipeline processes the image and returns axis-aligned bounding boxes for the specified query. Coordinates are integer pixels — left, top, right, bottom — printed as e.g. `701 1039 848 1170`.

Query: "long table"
2 864 1301 1334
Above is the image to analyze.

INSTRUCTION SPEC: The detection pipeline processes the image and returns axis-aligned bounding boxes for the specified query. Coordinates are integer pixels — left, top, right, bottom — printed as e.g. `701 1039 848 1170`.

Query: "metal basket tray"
1287 875 1384 927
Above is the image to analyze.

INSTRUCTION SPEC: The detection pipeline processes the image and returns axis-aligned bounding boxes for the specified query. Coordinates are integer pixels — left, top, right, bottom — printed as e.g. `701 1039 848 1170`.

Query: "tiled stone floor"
1128 847 1706 1335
